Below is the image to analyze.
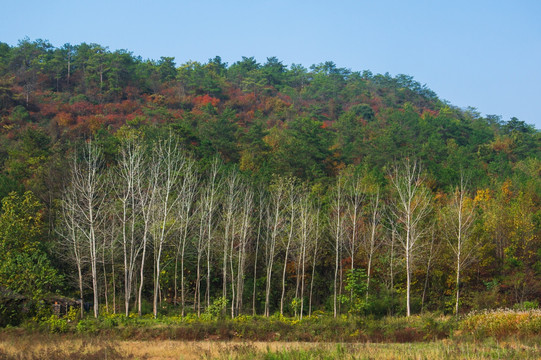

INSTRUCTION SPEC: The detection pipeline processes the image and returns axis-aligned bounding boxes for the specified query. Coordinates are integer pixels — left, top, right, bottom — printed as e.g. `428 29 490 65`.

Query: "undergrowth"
5 307 541 344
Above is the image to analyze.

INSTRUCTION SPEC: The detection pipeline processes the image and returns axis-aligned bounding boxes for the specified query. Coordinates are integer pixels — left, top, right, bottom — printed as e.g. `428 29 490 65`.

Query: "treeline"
0 39 539 322
51 135 541 321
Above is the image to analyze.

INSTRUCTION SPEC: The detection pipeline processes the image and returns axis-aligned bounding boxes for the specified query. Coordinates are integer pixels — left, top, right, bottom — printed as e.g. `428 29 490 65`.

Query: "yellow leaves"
501 179 513 199
238 150 256 173
460 309 541 338
490 136 513 153
462 195 475 210
262 126 282 151
86 115 105 133
433 190 446 205
149 94 165 106
474 188 491 204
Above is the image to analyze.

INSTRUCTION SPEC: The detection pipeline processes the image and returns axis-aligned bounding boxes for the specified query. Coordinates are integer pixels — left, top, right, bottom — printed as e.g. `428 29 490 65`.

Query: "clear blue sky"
1 0 540 128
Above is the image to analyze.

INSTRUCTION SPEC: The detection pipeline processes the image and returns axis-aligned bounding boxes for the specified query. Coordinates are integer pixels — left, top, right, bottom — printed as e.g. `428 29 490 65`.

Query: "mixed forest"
0 38 540 328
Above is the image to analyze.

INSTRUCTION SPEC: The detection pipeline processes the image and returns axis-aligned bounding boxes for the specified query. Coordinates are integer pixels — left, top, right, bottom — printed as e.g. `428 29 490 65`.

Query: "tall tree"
280 178 297 316
151 136 185 318
174 157 198 316
444 176 476 317
388 159 431 316
0 191 60 300
361 187 383 300
57 185 86 318
115 135 145 316
264 177 288 317
330 175 346 317
69 140 106 318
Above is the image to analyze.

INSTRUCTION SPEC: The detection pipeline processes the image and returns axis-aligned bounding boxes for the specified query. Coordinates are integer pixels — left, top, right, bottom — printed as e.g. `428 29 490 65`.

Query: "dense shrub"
459 308 541 340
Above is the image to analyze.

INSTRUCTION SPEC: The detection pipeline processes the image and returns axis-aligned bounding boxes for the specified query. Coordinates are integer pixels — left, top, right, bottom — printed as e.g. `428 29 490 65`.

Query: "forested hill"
0 39 538 192
0 39 540 322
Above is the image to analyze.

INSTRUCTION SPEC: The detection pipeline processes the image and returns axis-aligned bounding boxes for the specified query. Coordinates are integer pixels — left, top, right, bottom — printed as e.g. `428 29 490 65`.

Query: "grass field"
2 310 540 359
0 334 540 360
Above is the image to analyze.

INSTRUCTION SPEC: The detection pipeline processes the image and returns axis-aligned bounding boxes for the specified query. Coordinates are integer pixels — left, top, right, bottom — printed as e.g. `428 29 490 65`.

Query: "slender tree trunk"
299 235 306 320
421 229 436 313
90 221 99 318
281 186 297 316
280 236 292 316
309 207 320 317
333 179 343 318
196 212 205 316
252 200 262 316
102 236 108 312
180 240 186 316
406 227 411 317
123 201 130 316
230 219 236 318
388 159 431 317
111 241 116 314
455 248 461 318
366 191 380 300
389 229 395 316
174 251 179 308
78 266 84 319
138 232 148 316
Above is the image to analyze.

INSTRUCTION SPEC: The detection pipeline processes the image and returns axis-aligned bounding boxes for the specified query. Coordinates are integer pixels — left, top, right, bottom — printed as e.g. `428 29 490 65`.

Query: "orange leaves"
54 112 74 127
85 115 105 133
491 137 513 153
194 94 220 108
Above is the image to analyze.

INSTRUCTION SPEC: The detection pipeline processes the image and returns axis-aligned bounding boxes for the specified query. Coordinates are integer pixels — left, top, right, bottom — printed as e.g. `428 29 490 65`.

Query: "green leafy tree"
0 191 61 299
340 268 368 315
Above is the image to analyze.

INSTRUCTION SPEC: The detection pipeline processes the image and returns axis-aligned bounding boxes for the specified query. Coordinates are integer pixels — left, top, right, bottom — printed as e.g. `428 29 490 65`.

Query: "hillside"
0 39 540 324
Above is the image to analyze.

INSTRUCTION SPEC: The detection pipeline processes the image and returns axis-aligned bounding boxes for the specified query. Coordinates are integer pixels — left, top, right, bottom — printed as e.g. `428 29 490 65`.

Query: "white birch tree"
151 137 185 318
69 140 106 318
444 176 476 317
388 159 431 317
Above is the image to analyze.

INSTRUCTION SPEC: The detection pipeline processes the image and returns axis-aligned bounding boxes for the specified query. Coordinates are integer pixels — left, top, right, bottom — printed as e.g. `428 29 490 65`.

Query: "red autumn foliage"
194 94 220 108
55 112 75 127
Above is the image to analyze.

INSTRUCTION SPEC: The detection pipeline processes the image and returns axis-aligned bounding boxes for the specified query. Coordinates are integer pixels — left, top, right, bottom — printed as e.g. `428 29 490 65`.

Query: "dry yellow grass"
1 333 540 359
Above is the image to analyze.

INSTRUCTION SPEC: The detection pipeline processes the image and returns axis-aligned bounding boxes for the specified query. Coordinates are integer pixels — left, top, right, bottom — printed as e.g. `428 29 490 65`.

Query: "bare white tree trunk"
137 151 159 316
111 227 116 314
222 170 239 313
264 178 287 317
194 158 221 316
345 174 366 276
363 188 382 300
57 184 86 319
152 137 184 318
388 159 431 317
252 188 265 316
116 137 146 316
195 207 205 316
280 180 296 316
297 188 314 320
70 140 106 318
176 163 198 317
331 175 345 318
444 175 476 318
102 230 109 312
308 205 321 317
205 159 221 310
235 185 253 316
